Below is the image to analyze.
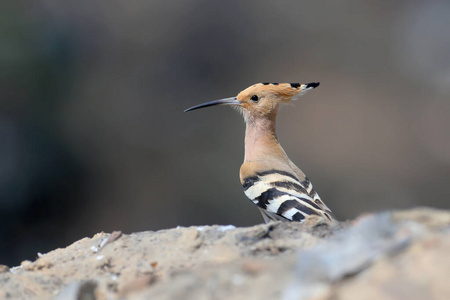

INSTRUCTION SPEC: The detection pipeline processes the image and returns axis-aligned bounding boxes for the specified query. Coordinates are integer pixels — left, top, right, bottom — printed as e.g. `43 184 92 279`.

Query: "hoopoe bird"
185 82 335 223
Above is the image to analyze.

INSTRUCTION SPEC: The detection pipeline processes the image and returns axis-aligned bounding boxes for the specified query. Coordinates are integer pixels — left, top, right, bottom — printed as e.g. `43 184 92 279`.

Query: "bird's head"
184 82 320 123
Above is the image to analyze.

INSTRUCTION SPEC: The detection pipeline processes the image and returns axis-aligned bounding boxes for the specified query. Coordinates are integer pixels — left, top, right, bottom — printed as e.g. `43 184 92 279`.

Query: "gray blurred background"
1 1 450 266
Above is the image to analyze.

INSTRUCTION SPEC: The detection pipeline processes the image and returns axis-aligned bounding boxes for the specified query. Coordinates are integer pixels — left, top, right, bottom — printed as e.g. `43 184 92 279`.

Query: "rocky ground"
0 207 449 300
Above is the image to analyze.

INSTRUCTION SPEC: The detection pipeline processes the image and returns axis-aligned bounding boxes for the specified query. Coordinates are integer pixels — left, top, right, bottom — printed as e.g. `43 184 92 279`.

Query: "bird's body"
185 82 335 223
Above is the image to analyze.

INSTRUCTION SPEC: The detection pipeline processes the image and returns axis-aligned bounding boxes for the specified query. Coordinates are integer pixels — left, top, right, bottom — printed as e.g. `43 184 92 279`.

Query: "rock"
0 207 448 300
0 265 10 273
54 281 97 300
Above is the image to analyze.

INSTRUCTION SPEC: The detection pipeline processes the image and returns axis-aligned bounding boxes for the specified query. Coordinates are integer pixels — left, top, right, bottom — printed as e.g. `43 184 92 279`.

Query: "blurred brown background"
1 1 449 266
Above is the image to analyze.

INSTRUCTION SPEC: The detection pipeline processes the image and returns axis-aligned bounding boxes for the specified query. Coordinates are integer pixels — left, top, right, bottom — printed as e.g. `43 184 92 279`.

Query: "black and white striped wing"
242 170 333 222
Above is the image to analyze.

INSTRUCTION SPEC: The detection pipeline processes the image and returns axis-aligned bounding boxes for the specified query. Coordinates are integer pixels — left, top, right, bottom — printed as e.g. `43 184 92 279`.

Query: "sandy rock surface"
0 207 449 300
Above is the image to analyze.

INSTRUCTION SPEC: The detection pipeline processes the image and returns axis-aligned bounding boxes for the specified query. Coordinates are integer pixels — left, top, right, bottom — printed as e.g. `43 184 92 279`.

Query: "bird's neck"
244 116 285 162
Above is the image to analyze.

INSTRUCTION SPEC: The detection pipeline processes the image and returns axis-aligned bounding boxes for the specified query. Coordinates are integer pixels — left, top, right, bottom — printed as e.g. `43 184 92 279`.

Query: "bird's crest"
238 82 319 104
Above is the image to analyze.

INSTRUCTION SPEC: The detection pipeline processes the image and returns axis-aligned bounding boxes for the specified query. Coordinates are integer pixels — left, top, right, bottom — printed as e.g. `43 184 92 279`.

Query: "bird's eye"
250 95 259 102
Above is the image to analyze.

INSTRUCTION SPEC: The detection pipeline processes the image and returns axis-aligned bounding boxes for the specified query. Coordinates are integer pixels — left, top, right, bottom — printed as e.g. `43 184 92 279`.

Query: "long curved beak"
184 97 240 112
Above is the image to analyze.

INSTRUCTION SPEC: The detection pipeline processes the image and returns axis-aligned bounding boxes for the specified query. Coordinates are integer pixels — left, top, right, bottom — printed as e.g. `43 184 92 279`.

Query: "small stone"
0 265 10 273
20 260 32 269
241 261 265 275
